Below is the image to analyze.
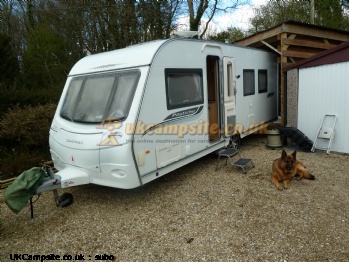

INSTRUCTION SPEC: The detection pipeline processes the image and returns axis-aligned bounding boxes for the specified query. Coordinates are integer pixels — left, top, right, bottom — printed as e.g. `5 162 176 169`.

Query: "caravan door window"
60 70 140 123
165 69 203 110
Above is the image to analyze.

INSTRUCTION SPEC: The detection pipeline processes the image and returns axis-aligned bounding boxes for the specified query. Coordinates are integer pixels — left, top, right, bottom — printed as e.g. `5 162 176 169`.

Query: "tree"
315 0 344 29
138 0 179 41
0 0 181 90
0 33 19 88
248 0 349 34
185 0 247 38
1 0 252 89
249 1 311 33
22 23 70 89
208 27 246 42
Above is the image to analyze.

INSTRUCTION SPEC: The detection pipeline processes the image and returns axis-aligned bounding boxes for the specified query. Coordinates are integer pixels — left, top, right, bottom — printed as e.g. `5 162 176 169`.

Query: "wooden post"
279 33 288 126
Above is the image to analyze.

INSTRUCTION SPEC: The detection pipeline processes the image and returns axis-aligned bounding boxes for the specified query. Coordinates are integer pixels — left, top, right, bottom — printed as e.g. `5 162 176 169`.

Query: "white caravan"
48 38 278 190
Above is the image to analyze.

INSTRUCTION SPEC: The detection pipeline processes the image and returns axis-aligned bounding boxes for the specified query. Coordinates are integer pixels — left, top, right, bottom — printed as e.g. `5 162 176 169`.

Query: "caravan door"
223 57 236 136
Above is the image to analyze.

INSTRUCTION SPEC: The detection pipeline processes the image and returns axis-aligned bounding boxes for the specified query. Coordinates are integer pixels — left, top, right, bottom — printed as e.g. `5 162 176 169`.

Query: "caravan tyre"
58 192 74 207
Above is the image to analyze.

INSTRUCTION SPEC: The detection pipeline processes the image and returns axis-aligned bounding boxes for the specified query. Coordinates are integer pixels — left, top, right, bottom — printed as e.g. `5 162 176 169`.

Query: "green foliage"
137 0 176 41
0 103 57 179
249 1 312 33
22 23 70 89
0 148 44 180
1 0 179 91
315 0 345 29
0 86 61 116
0 103 56 148
208 27 246 43
0 33 20 88
248 0 349 33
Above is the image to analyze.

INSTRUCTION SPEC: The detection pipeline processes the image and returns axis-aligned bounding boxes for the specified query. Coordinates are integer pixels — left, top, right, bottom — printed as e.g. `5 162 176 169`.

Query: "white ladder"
311 114 337 154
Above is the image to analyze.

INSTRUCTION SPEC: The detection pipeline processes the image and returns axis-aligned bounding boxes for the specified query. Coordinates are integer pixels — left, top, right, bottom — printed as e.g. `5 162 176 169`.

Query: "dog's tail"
295 172 315 180
296 161 315 180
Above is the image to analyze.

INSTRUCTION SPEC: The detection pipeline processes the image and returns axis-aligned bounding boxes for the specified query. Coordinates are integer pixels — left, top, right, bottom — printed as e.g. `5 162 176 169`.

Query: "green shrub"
0 103 57 148
0 87 61 116
0 149 44 180
0 103 57 179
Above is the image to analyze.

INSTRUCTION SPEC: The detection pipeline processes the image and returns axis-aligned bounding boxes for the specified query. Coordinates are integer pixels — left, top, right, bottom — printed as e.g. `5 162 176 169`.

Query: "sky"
211 0 269 31
177 0 268 33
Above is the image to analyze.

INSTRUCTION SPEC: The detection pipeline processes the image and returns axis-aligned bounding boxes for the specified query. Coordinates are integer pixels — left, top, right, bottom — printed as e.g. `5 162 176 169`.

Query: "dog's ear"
292 150 297 161
281 149 287 159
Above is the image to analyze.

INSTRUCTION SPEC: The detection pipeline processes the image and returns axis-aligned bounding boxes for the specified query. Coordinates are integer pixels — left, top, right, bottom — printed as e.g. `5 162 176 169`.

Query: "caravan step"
215 148 254 174
233 158 253 166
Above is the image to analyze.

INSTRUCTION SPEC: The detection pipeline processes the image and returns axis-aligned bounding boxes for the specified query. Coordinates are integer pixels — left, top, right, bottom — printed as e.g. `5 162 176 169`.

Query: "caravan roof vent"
173 31 199 38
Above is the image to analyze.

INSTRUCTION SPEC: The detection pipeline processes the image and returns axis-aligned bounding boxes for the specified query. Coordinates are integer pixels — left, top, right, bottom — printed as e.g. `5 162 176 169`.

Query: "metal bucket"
267 129 282 148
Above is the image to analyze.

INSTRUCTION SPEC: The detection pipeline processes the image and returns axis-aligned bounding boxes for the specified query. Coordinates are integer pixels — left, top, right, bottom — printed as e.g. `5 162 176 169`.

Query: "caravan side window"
243 69 255 96
165 69 204 109
258 70 268 93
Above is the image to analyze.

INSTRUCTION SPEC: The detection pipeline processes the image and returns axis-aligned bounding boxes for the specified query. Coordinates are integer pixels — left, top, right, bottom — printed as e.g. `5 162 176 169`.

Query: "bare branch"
200 0 218 38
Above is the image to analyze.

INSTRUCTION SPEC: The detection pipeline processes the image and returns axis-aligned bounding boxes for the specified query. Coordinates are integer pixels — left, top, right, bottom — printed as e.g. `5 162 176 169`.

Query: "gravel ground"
1 134 349 261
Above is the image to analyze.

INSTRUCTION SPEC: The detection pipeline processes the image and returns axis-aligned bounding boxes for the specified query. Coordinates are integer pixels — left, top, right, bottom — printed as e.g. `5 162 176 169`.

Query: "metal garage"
284 41 349 153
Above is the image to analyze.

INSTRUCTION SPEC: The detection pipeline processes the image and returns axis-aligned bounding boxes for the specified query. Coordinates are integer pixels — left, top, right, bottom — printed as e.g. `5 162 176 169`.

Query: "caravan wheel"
58 192 74 207
230 134 241 149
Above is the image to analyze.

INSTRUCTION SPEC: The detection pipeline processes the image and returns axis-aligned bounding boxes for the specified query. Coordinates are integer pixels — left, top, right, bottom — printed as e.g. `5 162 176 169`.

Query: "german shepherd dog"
271 150 315 190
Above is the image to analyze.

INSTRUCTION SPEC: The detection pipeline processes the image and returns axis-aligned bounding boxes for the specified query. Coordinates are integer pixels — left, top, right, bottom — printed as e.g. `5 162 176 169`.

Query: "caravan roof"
69 39 167 76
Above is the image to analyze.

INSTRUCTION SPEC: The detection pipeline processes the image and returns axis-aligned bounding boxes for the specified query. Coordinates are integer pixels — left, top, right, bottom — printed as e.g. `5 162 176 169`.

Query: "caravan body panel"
49 38 277 189
133 39 277 184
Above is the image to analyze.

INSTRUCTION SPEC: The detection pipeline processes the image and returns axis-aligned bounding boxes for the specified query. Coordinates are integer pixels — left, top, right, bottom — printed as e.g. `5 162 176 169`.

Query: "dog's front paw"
283 180 290 189
276 184 283 190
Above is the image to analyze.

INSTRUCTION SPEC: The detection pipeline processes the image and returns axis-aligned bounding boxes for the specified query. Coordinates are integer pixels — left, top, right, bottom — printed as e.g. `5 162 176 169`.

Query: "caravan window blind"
165 69 204 110
60 70 140 123
243 69 255 96
258 70 268 93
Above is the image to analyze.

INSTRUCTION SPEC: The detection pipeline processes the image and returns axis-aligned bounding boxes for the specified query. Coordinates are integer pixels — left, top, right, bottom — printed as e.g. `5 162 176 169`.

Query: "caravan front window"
61 70 140 123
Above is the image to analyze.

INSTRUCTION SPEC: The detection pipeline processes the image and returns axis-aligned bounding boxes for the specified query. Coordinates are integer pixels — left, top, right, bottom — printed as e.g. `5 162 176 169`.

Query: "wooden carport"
234 21 349 125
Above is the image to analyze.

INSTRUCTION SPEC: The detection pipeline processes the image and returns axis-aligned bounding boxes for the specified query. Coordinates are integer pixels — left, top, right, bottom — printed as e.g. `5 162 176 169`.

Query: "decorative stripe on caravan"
142 106 203 136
